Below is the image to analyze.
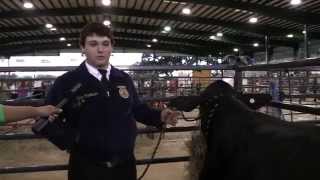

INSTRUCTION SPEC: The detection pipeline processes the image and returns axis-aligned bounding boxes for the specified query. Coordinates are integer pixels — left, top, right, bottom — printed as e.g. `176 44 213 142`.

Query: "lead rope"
138 111 200 179
138 124 166 180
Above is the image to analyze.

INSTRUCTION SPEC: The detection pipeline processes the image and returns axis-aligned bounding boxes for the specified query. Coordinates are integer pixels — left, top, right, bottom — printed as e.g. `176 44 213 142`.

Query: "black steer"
169 80 320 180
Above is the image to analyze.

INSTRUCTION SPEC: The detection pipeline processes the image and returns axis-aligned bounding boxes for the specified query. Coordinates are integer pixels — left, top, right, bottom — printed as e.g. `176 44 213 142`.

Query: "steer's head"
169 80 272 134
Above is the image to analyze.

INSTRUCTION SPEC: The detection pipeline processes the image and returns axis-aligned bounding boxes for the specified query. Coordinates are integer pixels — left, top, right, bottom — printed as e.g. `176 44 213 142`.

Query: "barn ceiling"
0 0 320 57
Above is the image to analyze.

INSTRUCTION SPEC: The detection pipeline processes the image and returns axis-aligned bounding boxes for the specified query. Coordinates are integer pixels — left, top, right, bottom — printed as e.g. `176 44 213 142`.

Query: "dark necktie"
98 69 110 97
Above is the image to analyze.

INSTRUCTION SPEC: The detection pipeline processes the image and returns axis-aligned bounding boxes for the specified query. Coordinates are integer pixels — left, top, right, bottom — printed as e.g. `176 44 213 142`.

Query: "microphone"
32 83 82 150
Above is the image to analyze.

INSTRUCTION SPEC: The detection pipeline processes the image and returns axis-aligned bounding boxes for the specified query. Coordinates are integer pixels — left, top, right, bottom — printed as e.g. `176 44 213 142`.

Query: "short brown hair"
79 22 115 47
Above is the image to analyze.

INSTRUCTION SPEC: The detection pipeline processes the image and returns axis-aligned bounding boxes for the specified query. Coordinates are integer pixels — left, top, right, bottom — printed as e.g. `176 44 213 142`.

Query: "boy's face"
81 33 113 68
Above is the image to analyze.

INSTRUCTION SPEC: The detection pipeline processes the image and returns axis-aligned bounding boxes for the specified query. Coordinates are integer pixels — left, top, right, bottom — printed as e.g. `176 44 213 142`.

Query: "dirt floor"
0 102 319 180
0 118 196 180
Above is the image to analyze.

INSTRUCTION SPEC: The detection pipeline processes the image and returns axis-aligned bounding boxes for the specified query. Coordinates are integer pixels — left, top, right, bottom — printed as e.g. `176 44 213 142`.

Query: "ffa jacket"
46 62 162 161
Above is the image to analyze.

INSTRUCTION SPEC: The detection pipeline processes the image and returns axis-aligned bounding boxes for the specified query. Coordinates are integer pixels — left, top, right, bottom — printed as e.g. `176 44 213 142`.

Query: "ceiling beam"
0 40 227 57
1 31 262 53
169 0 320 25
0 7 307 36
0 22 300 48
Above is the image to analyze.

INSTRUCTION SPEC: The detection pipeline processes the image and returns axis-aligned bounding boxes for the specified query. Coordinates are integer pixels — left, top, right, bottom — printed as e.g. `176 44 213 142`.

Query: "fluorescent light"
102 0 111 6
286 34 294 38
152 38 158 43
67 43 72 47
182 8 191 15
50 27 57 31
233 48 239 52
23 1 34 9
253 43 259 47
290 0 301 5
146 44 152 48
164 26 171 32
249 17 258 24
60 37 66 41
45 23 53 28
103 20 111 26
302 30 306 34
209 35 216 40
217 32 223 37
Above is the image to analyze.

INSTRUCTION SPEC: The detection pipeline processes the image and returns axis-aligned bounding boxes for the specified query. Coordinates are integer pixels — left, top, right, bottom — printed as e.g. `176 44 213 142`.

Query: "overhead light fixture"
290 0 301 5
182 8 191 15
302 30 306 34
249 17 258 24
152 38 158 43
233 48 239 52
209 35 216 40
146 44 152 48
217 32 223 37
102 0 111 6
67 43 72 47
286 34 294 38
164 26 171 32
163 0 186 5
50 27 57 31
103 20 111 26
253 43 259 47
234 9 241 12
60 37 66 41
45 23 53 29
23 1 34 9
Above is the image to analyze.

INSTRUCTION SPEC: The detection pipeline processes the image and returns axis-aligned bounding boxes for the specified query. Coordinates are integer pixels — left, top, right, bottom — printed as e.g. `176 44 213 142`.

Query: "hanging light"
217 32 223 37
45 23 53 29
209 35 216 40
102 0 111 6
23 1 34 9
103 20 111 26
290 0 301 5
249 17 258 24
286 34 294 38
164 26 171 32
182 8 191 15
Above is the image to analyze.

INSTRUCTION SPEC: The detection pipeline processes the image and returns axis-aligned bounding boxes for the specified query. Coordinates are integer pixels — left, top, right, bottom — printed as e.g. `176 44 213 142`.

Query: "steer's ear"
168 96 201 112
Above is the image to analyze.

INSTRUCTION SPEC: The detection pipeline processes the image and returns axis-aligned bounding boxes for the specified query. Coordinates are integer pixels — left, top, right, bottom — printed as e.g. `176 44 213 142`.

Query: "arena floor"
0 119 195 180
0 103 318 180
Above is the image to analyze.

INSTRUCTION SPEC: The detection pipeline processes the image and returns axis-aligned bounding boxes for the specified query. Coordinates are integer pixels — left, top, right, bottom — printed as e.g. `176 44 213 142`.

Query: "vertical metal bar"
287 71 293 122
304 24 310 59
265 35 269 64
234 67 242 92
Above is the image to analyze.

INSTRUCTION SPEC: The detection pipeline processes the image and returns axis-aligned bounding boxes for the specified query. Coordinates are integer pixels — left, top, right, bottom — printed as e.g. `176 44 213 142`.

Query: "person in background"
0 104 62 125
268 79 284 120
17 81 29 98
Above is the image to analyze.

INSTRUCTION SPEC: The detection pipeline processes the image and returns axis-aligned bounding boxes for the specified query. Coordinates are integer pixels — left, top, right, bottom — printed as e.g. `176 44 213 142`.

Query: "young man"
0 105 61 125
46 22 180 180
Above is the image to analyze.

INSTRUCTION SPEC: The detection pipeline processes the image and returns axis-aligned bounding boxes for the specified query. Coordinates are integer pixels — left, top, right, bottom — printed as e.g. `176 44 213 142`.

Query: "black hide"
170 80 320 180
